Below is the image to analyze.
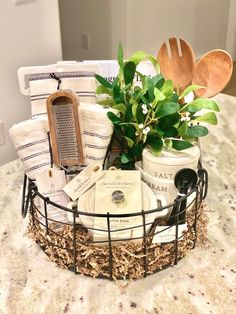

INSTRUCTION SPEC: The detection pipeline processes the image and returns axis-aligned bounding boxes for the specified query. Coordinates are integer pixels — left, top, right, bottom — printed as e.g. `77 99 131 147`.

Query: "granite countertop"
0 93 236 314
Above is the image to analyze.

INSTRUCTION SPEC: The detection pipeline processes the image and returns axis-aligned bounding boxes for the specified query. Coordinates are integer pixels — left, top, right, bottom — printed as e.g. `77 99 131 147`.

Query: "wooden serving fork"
157 37 196 92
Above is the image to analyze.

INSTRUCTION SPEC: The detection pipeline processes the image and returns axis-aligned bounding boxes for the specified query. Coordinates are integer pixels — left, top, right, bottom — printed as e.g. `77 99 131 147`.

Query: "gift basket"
11 39 232 280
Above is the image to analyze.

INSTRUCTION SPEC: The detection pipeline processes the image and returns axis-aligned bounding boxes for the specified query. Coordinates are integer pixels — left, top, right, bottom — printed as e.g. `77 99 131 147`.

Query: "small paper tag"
35 168 70 229
63 163 104 201
152 223 187 244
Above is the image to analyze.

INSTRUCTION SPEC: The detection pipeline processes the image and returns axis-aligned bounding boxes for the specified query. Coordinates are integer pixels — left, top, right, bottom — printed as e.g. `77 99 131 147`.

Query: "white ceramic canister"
141 145 200 204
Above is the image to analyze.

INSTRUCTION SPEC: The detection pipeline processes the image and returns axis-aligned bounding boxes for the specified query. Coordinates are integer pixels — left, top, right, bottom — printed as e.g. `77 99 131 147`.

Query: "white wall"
125 0 230 58
60 0 231 60
59 0 126 60
0 0 62 166
109 0 127 59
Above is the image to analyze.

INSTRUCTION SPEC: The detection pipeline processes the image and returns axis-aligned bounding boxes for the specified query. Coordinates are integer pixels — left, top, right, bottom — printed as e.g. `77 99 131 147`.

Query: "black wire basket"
22 168 208 280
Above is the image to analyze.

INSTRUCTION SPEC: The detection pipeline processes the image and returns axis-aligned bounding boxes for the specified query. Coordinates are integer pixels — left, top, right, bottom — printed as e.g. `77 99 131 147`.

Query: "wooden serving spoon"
157 37 196 92
192 49 233 98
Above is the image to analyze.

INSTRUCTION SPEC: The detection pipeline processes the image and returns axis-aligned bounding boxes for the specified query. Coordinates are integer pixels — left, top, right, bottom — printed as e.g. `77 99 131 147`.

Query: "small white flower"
142 104 148 114
138 123 144 129
135 131 139 136
142 104 147 110
180 112 191 122
143 127 150 135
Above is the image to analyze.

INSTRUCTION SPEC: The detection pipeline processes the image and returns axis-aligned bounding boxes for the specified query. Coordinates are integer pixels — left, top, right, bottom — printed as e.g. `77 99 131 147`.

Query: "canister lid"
142 145 200 166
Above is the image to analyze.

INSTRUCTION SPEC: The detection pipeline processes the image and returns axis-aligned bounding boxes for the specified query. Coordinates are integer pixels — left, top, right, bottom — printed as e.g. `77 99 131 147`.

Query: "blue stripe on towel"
86 155 104 161
25 161 51 173
83 131 110 140
29 72 95 81
21 150 50 161
17 138 48 151
85 144 107 150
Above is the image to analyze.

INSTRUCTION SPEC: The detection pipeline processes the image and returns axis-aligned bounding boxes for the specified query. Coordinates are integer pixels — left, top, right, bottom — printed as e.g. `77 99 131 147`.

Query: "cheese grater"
47 90 84 167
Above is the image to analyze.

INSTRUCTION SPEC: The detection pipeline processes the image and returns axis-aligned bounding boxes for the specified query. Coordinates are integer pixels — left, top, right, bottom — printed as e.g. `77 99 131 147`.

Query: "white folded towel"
79 103 114 165
9 119 51 180
29 70 98 117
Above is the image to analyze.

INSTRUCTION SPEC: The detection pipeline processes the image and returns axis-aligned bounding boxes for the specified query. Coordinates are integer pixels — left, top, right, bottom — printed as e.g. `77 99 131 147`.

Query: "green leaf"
187 98 220 113
182 135 196 142
96 85 112 96
129 51 147 64
178 121 188 136
135 88 147 101
121 122 140 132
98 99 116 107
118 43 124 69
158 113 180 129
129 51 159 72
187 125 209 137
179 84 205 99
147 77 155 102
154 88 166 102
155 126 165 137
124 136 134 148
161 80 174 98
121 153 131 164
147 135 163 156
122 83 132 91
95 74 113 89
140 94 149 106
155 102 179 118
112 103 127 115
124 61 136 85
165 139 173 150
136 71 146 89
131 99 138 121
123 123 136 140
163 127 178 138
172 140 193 151
136 104 146 124
112 78 124 103
152 74 165 88
130 143 143 158
192 112 218 125
107 111 121 125
124 103 133 122
171 93 179 103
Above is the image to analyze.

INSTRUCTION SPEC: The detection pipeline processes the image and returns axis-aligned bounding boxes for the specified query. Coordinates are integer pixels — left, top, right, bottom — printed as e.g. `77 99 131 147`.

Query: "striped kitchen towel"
79 103 114 165
33 103 115 166
9 119 51 180
29 70 98 117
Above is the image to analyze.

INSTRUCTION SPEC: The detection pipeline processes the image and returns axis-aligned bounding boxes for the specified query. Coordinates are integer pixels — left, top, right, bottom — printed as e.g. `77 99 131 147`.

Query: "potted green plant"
95 44 219 169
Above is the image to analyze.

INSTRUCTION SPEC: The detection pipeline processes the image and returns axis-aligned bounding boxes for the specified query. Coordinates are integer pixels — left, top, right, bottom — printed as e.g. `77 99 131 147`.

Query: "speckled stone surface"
0 93 236 314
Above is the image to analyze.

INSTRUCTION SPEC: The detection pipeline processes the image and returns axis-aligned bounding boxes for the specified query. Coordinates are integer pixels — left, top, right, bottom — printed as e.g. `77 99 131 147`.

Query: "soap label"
152 224 187 244
35 168 69 229
63 163 104 201
93 170 142 241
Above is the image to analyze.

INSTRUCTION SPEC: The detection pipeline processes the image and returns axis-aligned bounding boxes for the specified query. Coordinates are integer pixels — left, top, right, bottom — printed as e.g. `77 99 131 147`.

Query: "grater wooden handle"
47 90 84 167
